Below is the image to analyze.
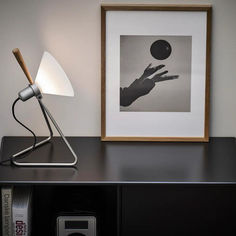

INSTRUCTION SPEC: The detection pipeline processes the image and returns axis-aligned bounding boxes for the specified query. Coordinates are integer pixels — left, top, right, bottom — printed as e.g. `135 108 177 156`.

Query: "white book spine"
12 206 28 236
1 186 13 236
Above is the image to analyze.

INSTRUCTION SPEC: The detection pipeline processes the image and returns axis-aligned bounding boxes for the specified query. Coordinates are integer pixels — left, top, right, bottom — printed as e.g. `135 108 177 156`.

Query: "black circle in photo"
150 40 172 60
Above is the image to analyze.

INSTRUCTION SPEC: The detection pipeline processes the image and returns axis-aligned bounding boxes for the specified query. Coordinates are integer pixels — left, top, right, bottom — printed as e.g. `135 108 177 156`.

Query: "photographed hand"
151 72 179 83
120 64 179 107
141 63 165 79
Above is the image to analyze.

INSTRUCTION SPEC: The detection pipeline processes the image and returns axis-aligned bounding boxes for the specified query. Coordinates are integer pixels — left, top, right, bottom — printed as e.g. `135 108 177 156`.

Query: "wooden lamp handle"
12 48 34 85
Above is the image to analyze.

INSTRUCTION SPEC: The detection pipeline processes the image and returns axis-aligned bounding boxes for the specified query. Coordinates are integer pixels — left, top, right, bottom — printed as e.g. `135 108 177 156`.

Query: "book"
1 186 13 236
12 187 32 236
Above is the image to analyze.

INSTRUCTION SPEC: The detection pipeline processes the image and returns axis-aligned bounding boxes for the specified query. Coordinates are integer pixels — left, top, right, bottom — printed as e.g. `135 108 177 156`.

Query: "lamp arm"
39 100 78 164
12 48 34 85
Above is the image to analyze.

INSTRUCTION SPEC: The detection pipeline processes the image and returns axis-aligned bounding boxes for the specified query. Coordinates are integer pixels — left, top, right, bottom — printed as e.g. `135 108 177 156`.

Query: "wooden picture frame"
101 4 212 141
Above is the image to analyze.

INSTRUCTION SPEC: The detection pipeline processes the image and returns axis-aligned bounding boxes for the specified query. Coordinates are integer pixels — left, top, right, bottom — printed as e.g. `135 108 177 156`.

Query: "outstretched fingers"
153 70 168 77
152 75 179 83
145 63 152 70
146 64 165 77
152 64 165 73
144 64 165 74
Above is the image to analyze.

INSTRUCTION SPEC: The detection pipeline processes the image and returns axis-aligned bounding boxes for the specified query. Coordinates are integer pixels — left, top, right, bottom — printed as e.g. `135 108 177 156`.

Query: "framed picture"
101 4 212 141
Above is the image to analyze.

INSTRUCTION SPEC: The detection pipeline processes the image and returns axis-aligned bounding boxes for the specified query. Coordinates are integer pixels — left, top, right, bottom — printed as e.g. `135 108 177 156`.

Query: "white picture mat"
106 10 207 137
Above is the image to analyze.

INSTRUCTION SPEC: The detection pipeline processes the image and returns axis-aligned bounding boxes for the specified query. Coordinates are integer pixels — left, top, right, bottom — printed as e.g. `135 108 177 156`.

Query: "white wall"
0 0 236 139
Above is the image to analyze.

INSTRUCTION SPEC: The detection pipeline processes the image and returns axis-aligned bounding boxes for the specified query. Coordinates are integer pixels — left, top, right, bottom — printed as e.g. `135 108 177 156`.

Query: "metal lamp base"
12 98 78 167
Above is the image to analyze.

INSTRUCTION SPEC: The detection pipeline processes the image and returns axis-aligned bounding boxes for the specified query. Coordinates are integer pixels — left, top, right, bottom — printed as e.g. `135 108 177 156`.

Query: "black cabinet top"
0 137 236 185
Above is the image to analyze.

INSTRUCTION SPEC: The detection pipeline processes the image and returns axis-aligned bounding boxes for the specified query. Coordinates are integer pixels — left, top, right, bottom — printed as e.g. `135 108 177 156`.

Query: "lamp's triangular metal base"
12 98 78 167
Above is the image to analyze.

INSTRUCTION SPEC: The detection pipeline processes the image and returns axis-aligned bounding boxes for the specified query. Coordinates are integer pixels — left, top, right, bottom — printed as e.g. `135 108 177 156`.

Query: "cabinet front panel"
122 185 236 236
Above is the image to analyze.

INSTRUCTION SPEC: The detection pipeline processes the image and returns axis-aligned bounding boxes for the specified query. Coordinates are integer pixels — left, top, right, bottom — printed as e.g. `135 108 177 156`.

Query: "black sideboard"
1 137 236 235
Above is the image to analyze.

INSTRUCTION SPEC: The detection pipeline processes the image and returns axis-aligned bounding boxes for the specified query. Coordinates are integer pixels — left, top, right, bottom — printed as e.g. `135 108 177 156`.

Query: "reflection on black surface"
103 142 208 182
1 137 236 183
201 138 236 181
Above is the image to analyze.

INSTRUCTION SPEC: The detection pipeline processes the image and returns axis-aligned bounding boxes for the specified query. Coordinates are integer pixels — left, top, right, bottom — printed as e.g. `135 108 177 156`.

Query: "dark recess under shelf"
32 185 118 236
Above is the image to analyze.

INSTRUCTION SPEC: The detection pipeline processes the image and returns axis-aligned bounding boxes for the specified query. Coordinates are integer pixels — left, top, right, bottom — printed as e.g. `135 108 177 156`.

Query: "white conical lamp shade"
35 52 74 96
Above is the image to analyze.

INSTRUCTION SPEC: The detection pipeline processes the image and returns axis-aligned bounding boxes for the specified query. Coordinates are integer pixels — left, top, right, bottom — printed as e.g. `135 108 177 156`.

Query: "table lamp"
11 48 78 167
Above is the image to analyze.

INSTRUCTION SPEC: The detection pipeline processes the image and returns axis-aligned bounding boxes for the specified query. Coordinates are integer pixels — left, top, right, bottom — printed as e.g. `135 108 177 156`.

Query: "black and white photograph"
120 35 192 112
102 5 211 141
